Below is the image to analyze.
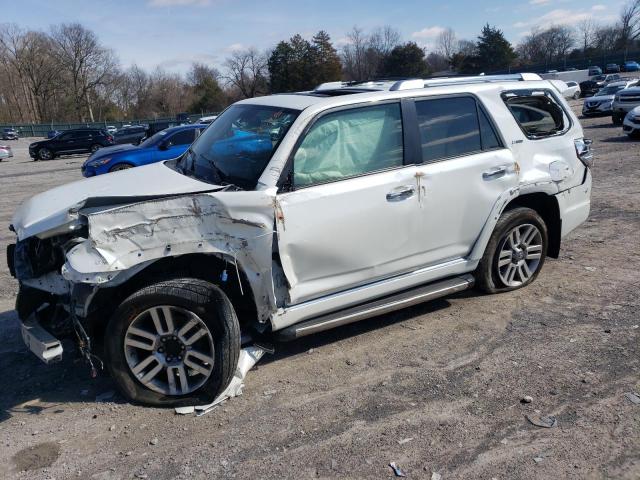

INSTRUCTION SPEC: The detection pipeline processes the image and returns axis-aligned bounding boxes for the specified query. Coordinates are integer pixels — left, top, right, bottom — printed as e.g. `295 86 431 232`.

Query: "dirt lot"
0 102 639 480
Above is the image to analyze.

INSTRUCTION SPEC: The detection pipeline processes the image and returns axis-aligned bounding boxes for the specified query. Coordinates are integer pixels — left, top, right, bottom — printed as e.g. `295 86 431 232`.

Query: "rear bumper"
556 169 592 238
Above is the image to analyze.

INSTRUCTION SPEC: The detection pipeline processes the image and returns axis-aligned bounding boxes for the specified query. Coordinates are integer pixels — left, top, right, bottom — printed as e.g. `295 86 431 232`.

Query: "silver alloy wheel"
39 148 52 160
497 223 543 287
124 305 215 396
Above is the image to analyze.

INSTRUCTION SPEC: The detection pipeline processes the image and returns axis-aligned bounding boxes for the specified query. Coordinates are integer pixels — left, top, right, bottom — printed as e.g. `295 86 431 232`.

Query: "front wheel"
105 278 240 407
38 148 53 161
109 163 133 172
475 207 548 294
612 114 624 125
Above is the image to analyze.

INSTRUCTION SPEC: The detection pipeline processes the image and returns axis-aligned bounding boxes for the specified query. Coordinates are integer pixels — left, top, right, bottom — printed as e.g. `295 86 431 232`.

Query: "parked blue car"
623 61 640 72
81 124 205 177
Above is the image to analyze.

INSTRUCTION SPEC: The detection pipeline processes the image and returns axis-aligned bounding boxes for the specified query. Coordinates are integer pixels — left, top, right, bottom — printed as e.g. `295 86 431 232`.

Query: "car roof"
235 77 561 113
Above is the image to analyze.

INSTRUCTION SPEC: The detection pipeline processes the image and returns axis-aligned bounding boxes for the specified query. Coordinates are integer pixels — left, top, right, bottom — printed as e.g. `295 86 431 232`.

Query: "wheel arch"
85 253 261 343
503 192 561 258
109 161 135 172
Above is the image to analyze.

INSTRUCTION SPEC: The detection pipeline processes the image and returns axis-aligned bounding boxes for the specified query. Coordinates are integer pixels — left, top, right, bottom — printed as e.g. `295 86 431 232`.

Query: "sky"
0 0 625 74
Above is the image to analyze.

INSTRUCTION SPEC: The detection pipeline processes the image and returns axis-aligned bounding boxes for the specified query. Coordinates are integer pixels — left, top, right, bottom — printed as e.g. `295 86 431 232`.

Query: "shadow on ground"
0 293 458 419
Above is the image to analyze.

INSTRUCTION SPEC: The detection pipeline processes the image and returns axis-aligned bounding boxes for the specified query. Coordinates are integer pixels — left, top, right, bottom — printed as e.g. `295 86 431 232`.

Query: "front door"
275 102 424 305
152 129 196 164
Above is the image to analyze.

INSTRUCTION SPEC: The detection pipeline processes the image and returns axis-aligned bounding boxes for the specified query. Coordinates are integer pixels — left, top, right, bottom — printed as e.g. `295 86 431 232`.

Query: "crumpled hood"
12 162 221 240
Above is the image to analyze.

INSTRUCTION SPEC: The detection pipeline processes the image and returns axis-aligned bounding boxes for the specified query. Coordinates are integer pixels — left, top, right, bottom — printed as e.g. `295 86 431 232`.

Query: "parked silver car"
612 86 640 124
8 73 592 407
583 80 639 117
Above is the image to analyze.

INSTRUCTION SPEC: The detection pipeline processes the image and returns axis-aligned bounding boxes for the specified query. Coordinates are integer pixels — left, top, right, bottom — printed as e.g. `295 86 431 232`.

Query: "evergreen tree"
476 24 516 72
378 42 428 77
311 30 342 84
187 63 225 113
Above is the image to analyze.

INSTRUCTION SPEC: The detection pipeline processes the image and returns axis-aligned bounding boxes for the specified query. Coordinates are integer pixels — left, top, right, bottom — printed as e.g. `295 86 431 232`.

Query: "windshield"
596 85 625 96
176 104 300 189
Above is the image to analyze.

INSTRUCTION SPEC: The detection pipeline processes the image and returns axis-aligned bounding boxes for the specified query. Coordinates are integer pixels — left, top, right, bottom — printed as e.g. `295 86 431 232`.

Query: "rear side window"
503 90 569 138
293 102 403 187
415 96 501 162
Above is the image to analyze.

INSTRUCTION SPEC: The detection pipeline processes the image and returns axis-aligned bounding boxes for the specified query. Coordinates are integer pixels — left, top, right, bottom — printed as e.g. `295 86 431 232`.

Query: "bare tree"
341 26 371 81
224 48 268 98
619 0 640 48
368 26 400 57
50 23 118 122
437 27 458 60
576 19 597 54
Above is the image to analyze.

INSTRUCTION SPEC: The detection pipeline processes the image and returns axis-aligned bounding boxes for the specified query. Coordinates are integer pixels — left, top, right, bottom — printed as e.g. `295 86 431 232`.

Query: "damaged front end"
8 171 278 372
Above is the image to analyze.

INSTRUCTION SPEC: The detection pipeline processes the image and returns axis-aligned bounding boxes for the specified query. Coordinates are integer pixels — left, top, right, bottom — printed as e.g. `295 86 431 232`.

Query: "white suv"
8 73 593 407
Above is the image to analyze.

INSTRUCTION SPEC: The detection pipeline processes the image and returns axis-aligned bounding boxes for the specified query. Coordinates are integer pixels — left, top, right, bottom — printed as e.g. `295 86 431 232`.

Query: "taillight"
574 138 593 167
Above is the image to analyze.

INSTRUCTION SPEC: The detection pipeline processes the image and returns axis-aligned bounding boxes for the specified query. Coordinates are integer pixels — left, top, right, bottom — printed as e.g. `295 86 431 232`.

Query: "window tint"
478 107 501 150
293 103 403 187
167 129 194 146
415 96 481 162
503 90 567 138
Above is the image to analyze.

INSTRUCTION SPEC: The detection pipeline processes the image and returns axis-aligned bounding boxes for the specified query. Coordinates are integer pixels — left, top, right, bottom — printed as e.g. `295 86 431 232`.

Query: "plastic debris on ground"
389 462 406 477
175 345 269 416
525 414 557 428
624 392 640 405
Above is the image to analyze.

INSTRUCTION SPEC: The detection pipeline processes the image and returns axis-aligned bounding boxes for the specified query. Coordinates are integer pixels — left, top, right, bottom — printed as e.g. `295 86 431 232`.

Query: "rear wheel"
475 207 548 294
105 278 240 407
38 148 53 161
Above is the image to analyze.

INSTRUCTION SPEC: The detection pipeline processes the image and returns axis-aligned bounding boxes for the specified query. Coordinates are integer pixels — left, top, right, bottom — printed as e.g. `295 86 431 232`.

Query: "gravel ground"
0 101 639 480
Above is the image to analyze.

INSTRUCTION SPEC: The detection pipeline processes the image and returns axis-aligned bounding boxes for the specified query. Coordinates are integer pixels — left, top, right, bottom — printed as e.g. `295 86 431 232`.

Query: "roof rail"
389 73 542 90
313 73 543 94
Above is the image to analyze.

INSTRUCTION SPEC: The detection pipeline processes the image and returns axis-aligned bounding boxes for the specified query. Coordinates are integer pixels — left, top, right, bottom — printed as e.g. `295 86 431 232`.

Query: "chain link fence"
0 112 218 138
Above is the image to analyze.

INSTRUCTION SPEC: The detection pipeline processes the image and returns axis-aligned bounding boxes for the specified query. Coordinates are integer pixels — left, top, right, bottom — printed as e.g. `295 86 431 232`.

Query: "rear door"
275 101 425 305
410 95 519 264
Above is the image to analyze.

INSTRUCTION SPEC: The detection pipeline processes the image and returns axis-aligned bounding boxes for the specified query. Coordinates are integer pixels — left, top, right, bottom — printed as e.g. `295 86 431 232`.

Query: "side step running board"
277 274 475 341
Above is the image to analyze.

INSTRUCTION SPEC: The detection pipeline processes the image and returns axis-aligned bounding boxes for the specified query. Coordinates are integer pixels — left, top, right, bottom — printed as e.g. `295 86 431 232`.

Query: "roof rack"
314 73 543 94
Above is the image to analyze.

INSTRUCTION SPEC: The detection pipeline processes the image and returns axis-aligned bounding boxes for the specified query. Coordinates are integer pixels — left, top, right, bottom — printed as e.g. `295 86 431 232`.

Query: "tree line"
2 1 640 124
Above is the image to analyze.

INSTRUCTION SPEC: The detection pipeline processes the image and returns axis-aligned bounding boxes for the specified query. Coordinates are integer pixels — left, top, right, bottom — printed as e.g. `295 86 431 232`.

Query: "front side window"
503 90 568 138
293 103 403 187
166 129 194 146
176 104 300 190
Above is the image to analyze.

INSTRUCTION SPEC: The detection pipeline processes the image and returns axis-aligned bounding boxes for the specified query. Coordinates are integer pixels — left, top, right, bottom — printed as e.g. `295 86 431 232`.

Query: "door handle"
386 186 415 202
482 166 508 180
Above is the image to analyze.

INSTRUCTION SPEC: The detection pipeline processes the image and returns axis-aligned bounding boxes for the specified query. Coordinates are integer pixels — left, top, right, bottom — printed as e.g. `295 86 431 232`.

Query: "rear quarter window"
502 90 570 139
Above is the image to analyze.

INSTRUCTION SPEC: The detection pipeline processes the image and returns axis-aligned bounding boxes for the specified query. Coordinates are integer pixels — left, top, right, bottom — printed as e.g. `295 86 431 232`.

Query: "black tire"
109 163 133 172
38 148 53 161
612 114 624 125
475 207 548 294
105 278 240 407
